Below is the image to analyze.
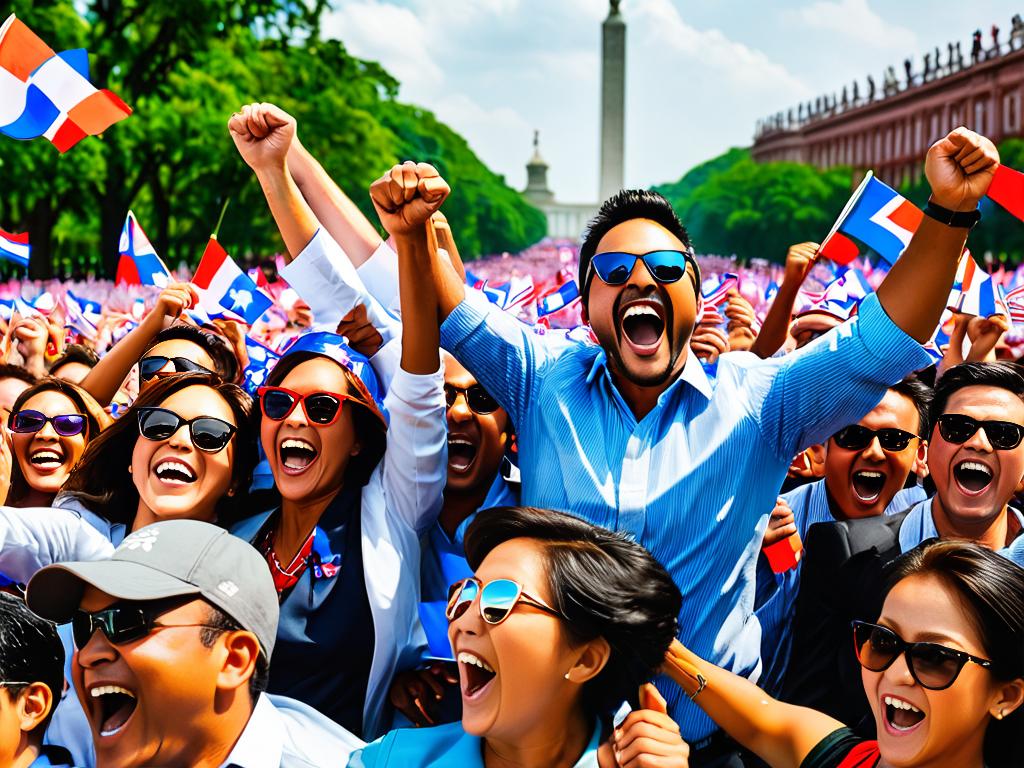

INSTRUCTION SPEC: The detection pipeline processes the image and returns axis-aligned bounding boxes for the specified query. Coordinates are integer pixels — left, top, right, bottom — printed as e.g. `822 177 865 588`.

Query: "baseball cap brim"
27 561 202 624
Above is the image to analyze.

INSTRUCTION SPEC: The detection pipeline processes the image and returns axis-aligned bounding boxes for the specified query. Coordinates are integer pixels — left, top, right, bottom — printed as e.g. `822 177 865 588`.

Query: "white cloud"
787 0 918 51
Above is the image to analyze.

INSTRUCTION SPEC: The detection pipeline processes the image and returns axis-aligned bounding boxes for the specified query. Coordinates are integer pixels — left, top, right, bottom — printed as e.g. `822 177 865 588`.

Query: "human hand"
784 242 819 284
336 304 384 358
965 313 1010 362
598 683 690 768
10 316 48 376
154 282 199 322
388 662 459 727
724 292 756 330
370 161 450 239
690 324 729 364
925 127 1000 211
228 102 297 173
762 498 798 549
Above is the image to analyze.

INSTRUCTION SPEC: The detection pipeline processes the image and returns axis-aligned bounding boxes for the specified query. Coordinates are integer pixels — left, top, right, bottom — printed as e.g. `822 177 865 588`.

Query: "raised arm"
750 242 817 359
663 639 842 768
0 505 114 583
875 127 999 342
79 283 197 406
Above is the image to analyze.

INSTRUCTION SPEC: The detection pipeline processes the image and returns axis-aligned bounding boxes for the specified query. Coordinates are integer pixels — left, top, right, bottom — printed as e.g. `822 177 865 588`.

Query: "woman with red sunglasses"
661 539 1024 768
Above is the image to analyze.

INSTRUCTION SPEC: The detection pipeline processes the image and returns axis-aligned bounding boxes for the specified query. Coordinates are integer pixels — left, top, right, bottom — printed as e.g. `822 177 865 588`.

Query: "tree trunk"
26 197 56 281
100 159 127 279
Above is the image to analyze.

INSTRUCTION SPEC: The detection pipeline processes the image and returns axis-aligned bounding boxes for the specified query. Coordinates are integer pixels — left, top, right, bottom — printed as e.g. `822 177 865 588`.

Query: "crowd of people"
0 102 1022 768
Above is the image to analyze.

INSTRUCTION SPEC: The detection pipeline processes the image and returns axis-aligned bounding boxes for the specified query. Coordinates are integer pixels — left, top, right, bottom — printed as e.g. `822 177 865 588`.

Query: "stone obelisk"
599 0 626 202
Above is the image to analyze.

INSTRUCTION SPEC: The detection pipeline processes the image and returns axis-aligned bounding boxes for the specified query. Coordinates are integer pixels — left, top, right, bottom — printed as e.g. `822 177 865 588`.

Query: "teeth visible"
31 450 61 462
884 695 921 713
624 305 660 319
448 438 473 446
155 460 195 482
457 651 494 674
90 685 135 699
857 471 882 479
960 461 992 477
281 438 315 452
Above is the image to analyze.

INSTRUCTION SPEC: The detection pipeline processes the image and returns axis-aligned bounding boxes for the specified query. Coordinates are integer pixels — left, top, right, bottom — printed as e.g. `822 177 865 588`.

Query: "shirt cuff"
440 292 492 351
854 294 933 372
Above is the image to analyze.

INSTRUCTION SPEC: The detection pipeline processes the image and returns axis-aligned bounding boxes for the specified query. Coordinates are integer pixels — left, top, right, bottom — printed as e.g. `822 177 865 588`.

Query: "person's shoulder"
357 722 479 767
265 694 364 766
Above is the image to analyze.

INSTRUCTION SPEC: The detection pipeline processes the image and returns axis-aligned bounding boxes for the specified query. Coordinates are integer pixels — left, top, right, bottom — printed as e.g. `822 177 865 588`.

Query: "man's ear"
16 683 53 735
216 631 260 696
913 440 929 478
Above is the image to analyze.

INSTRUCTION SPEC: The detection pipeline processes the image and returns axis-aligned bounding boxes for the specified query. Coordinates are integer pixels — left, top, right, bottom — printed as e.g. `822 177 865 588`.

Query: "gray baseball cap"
26 519 279 659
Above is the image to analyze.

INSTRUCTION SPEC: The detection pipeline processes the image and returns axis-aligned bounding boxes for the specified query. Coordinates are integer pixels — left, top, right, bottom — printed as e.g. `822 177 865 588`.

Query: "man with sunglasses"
782 361 1024 725
401 128 1001 754
24 519 362 767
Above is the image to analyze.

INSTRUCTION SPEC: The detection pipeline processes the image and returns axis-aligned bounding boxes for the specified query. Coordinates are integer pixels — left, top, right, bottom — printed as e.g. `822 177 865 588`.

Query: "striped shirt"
441 293 930 742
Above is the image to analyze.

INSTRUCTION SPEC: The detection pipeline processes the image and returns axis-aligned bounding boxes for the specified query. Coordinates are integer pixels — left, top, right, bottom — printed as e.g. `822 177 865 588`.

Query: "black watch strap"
924 200 981 230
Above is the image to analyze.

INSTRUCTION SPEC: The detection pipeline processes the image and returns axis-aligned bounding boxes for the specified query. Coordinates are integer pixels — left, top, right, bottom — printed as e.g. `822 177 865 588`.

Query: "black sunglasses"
72 599 219 649
444 384 500 415
852 620 992 690
8 409 87 437
135 407 236 453
833 425 919 453
588 249 698 287
936 414 1024 451
139 356 214 381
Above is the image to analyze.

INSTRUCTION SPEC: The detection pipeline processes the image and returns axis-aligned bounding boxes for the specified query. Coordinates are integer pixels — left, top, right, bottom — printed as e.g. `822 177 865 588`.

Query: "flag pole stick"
212 197 231 240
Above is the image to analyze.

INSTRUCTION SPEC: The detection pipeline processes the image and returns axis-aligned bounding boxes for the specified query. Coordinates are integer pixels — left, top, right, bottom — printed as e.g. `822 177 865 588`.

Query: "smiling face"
928 385 1024 531
139 340 216 396
447 538 602 744
73 588 223 768
444 354 509 495
130 385 236 525
583 219 698 389
261 358 362 506
864 573 1022 768
824 389 924 520
11 390 88 499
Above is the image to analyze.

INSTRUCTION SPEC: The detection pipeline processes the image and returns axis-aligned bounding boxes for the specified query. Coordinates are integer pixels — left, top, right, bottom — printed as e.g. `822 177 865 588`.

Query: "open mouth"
448 437 479 474
154 459 196 485
883 695 925 733
953 460 994 496
619 301 666 355
457 650 497 699
280 438 318 473
852 470 887 503
29 448 64 469
90 684 138 738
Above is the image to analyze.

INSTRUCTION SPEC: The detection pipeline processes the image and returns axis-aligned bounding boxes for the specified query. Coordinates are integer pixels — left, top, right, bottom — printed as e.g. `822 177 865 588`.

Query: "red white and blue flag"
537 280 580 318
0 228 30 268
0 15 131 152
116 212 171 287
1005 283 1024 324
820 172 922 267
192 238 272 326
241 335 281 395
64 290 100 338
701 273 739 308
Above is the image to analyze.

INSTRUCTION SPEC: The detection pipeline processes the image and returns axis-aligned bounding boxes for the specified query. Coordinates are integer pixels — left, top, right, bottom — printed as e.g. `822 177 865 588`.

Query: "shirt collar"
585 348 713 402
221 695 284 768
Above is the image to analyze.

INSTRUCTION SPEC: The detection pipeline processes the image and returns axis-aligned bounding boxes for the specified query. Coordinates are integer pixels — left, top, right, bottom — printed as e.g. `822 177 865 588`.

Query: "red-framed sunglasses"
257 386 366 427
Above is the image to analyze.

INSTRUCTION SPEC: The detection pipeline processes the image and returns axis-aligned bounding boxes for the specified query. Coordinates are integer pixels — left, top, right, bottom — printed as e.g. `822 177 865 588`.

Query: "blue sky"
323 0 1021 202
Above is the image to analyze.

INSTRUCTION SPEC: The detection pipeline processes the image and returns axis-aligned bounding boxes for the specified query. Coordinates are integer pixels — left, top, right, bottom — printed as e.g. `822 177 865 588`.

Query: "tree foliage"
0 0 545 278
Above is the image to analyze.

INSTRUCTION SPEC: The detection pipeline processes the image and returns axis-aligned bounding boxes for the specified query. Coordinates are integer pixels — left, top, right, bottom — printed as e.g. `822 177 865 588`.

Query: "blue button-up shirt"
440 293 930 742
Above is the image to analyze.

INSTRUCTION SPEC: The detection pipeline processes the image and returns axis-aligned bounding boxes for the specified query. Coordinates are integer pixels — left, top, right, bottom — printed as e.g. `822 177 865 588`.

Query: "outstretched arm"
663 639 842 768
751 242 818 358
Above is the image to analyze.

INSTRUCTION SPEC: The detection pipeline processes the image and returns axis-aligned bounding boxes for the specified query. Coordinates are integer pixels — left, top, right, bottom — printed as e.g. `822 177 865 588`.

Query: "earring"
995 710 1005 720
563 672 571 680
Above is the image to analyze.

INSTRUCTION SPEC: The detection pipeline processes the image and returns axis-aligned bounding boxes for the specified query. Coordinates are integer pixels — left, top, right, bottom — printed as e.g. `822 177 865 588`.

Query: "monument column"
599 0 626 202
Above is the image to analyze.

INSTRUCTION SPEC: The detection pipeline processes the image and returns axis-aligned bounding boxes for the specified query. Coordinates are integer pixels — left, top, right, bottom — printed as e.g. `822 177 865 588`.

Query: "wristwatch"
924 199 981 230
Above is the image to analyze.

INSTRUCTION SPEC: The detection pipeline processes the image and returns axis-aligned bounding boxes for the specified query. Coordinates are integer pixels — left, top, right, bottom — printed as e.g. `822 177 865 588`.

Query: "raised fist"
784 242 819 284
228 102 297 173
925 127 1000 212
369 161 450 238
154 282 198 321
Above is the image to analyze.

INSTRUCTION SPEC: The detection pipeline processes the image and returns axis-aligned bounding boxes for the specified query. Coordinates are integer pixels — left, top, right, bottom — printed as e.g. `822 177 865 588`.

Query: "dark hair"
7 378 110 506
0 593 64 737
143 325 239 384
62 372 258 528
264 352 386 491
49 344 100 376
578 189 699 303
0 364 38 387
464 506 682 718
930 362 1024 430
199 604 269 701
890 375 933 436
886 540 1024 768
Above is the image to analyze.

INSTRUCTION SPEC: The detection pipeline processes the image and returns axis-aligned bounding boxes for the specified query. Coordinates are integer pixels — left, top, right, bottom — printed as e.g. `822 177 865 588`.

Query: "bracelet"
924 200 981 230
688 672 708 701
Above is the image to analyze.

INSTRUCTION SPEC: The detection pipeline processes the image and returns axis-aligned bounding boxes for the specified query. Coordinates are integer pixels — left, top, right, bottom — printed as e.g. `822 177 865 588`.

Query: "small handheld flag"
987 164 1024 221
763 533 803 574
116 212 171 287
192 238 272 326
537 280 580 318
0 228 29 268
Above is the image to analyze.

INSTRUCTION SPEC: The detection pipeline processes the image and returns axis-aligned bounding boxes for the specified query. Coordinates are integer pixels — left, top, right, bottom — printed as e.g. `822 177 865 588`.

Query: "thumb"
639 682 668 714
596 740 618 768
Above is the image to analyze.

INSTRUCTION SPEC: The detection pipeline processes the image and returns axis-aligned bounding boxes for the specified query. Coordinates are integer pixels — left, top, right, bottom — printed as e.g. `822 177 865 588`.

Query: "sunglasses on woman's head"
258 386 366 426
588 249 697 287
936 414 1024 451
832 425 919 453
135 407 236 453
852 620 992 690
72 599 220 649
8 410 87 437
139 356 214 381
444 384 500 415
446 577 562 625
